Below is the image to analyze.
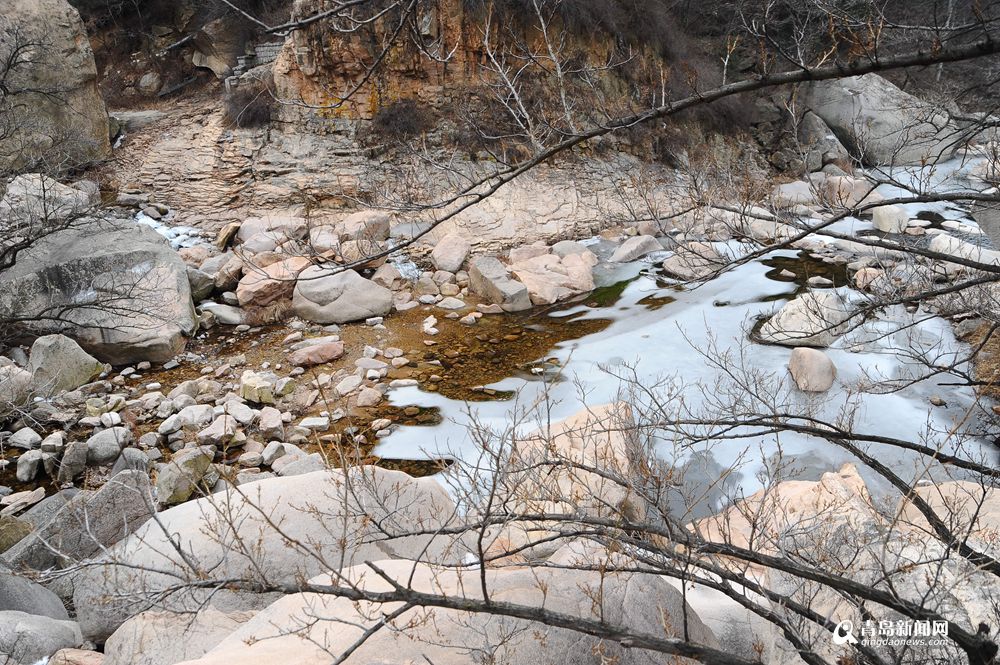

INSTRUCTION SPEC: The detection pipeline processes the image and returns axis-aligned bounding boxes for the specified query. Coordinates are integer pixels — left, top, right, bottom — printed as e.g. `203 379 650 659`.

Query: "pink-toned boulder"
287 341 345 367
787 347 836 392
236 257 311 307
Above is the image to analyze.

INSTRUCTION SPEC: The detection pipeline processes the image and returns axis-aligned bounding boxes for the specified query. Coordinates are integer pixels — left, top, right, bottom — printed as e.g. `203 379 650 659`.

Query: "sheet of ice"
135 212 208 250
869 156 988 223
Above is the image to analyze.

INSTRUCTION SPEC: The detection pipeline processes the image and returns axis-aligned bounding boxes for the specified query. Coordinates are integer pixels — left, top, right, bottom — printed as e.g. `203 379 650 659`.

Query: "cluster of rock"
5 398 997 665
188 212 625 327
0 404 722 664
465 238 605 310
0 326 430 504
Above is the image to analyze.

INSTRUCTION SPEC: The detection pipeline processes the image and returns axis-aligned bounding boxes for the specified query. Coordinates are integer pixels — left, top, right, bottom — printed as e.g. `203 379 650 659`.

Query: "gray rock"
0 610 82 664
0 565 69 619
550 240 590 258
86 427 133 466
798 110 851 172
111 448 152 476
430 233 471 272
27 334 105 396
0 219 197 364
298 416 329 431
137 71 161 96
158 404 215 435
187 268 215 302
292 266 393 324
16 490 79 531
467 257 531 312
199 302 244 326
609 235 663 262
804 74 957 166
57 441 88 483
335 374 363 396
8 427 41 450
197 416 238 446
237 452 263 468
40 431 64 453
222 400 254 426
155 448 214 505
16 450 43 482
261 440 287 466
273 452 325 476
2 471 154 571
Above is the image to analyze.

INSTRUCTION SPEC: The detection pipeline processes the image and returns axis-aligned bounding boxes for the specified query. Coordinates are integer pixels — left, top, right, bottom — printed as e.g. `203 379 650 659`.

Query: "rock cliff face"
0 0 111 170
268 0 661 125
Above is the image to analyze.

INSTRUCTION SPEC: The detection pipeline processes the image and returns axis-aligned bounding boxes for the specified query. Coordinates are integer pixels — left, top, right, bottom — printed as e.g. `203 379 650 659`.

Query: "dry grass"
962 322 1000 399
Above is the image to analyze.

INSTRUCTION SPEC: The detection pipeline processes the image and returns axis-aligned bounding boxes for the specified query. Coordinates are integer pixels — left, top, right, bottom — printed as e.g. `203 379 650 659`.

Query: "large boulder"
0 0 110 170
336 210 390 242
430 233 471 272
609 235 663 262
2 470 154 571
174 541 718 665
0 565 69 619
72 468 460 641
900 481 1000 551
27 334 105 396
291 266 392 324
467 256 531 311
803 74 957 166
508 403 640 522
508 251 597 305
236 257 311 307
104 607 255 665
758 291 854 347
661 242 726 280
797 110 850 172
0 611 82 664
0 174 91 222
0 218 197 364
696 465 1000 664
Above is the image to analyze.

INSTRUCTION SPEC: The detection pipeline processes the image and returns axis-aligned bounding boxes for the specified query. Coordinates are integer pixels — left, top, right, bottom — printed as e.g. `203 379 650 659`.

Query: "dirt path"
103 90 255 231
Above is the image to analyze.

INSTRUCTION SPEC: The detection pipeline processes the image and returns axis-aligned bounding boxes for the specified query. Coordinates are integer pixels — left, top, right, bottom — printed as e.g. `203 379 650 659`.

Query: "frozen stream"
376 165 997 514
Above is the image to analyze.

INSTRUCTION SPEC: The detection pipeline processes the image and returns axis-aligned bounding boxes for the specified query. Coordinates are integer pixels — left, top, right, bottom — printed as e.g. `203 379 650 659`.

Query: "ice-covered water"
375 168 996 510
136 211 208 250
